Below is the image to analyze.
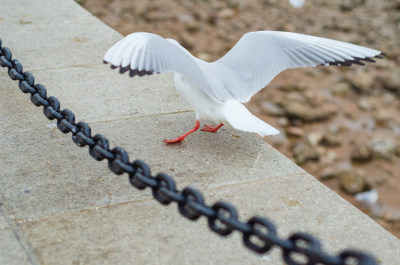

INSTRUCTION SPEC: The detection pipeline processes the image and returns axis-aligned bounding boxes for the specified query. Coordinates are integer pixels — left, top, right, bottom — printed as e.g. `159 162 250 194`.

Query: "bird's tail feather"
222 101 280 137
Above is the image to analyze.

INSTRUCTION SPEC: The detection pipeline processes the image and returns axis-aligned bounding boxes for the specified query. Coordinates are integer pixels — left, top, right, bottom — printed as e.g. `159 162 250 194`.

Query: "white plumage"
103 31 383 143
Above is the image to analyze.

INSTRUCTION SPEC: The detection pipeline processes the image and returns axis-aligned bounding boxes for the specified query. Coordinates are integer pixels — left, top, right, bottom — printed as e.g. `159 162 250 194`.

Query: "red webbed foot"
164 120 200 144
201 123 224 133
163 136 185 143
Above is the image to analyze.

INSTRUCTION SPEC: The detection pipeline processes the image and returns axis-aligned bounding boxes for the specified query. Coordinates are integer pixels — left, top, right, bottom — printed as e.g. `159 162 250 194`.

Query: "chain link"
0 38 377 265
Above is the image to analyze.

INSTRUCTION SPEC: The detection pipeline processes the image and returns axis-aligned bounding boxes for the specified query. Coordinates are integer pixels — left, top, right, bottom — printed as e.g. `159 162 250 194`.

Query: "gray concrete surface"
1 0 400 264
0 200 31 265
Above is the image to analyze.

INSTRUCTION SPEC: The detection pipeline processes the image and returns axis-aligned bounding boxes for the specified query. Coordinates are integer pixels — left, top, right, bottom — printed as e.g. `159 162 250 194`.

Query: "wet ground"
78 0 400 237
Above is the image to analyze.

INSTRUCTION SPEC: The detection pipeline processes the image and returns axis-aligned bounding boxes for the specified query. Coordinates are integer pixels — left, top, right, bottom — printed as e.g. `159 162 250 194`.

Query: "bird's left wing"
214 31 383 102
103 32 211 92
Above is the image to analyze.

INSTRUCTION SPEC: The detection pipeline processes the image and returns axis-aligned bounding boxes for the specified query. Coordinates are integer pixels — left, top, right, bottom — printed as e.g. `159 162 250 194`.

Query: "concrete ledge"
1 0 399 264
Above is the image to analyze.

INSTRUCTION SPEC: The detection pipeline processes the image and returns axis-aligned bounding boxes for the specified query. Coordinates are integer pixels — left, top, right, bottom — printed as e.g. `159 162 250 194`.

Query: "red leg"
164 120 200 143
201 123 224 133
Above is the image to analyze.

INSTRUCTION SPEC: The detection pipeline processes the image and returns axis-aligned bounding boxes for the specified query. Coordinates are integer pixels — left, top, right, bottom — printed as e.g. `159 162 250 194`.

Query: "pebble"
373 109 392 126
338 170 368 195
368 139 398 160
355 189 378 205
371 203 400 223
358 98 375 111
278 83 307 92
331 82 353 97
322 150 339 164
319 167 338 180
277 117 289 127
282 101 336 122
306 132 323 146
286 127 305 137
352 139 398 162
320 132 341 147
348 72 375 93
218 8 235 19
351 143 372 162
381 69 400 93
260 101 285 116
268 132 289 148
292 138 320 165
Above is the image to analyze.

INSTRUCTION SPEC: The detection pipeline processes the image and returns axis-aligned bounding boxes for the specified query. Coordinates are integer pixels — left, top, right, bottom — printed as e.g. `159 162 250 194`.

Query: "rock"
278 83 307 92
320 132 341 147
351 143 372 162
365 172 390 188
319 162 352 180
259 101 285 116
358 98 375 111
185 20 201 32
285 92 308 103
381 69 400 93
396 141 400 157
178 13 194 22
282 101 336 122
348 72 375 93
197 52 211 61
218 8 235 19
318 150 339 164
355 189 378 205
277 117 289 127
338 170 368 195
306 132 323 146
286 127 305 137
268 132 289 148
374 109 392 126
368 139 398 160
371 204 400 223
179 33 195 50
278 23 296 32
352 139 398 162
292 138 320 165
319 167 339 180
290 119 304 127
383 93 396 104
340 0 366 11
331 82 353 97
324 151 339 164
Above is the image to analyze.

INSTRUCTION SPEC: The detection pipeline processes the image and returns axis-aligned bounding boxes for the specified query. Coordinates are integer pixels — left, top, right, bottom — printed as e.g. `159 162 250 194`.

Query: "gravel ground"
78 0 400 238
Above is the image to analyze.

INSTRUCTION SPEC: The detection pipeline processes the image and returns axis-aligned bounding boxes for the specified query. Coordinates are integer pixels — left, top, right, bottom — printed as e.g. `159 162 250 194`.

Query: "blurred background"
77 0 400 237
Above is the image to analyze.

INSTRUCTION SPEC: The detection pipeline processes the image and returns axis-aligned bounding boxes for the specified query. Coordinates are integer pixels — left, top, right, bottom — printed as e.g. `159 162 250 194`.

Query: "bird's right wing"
215 31 383 102
103 32 211 93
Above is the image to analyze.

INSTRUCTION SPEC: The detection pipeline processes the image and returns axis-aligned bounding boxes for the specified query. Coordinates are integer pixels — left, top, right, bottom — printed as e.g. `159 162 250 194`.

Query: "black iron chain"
0 38 377 265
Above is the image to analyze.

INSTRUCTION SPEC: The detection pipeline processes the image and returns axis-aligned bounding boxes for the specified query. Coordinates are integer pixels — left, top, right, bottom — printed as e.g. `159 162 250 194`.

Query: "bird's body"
174 73 224 124
174 72 280 137
103 31 383 143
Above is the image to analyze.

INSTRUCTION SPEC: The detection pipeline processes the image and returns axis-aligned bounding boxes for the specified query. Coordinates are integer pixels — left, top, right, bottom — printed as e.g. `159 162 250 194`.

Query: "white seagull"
103 31 383 143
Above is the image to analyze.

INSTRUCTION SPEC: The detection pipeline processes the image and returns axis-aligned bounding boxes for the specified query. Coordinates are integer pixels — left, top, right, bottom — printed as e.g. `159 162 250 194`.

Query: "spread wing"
103 32 212 93
214 31 383 102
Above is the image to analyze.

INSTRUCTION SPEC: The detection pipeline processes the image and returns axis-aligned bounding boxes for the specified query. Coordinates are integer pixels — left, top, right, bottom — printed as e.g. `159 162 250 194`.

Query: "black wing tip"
320 52 385 67
127 68 154 77
374 52 386 59
104 62 156 77
119 65 130 74
362 57 376 63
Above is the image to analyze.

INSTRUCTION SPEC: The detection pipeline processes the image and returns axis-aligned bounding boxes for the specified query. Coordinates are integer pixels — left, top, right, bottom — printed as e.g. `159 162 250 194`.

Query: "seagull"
103 31 383 143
